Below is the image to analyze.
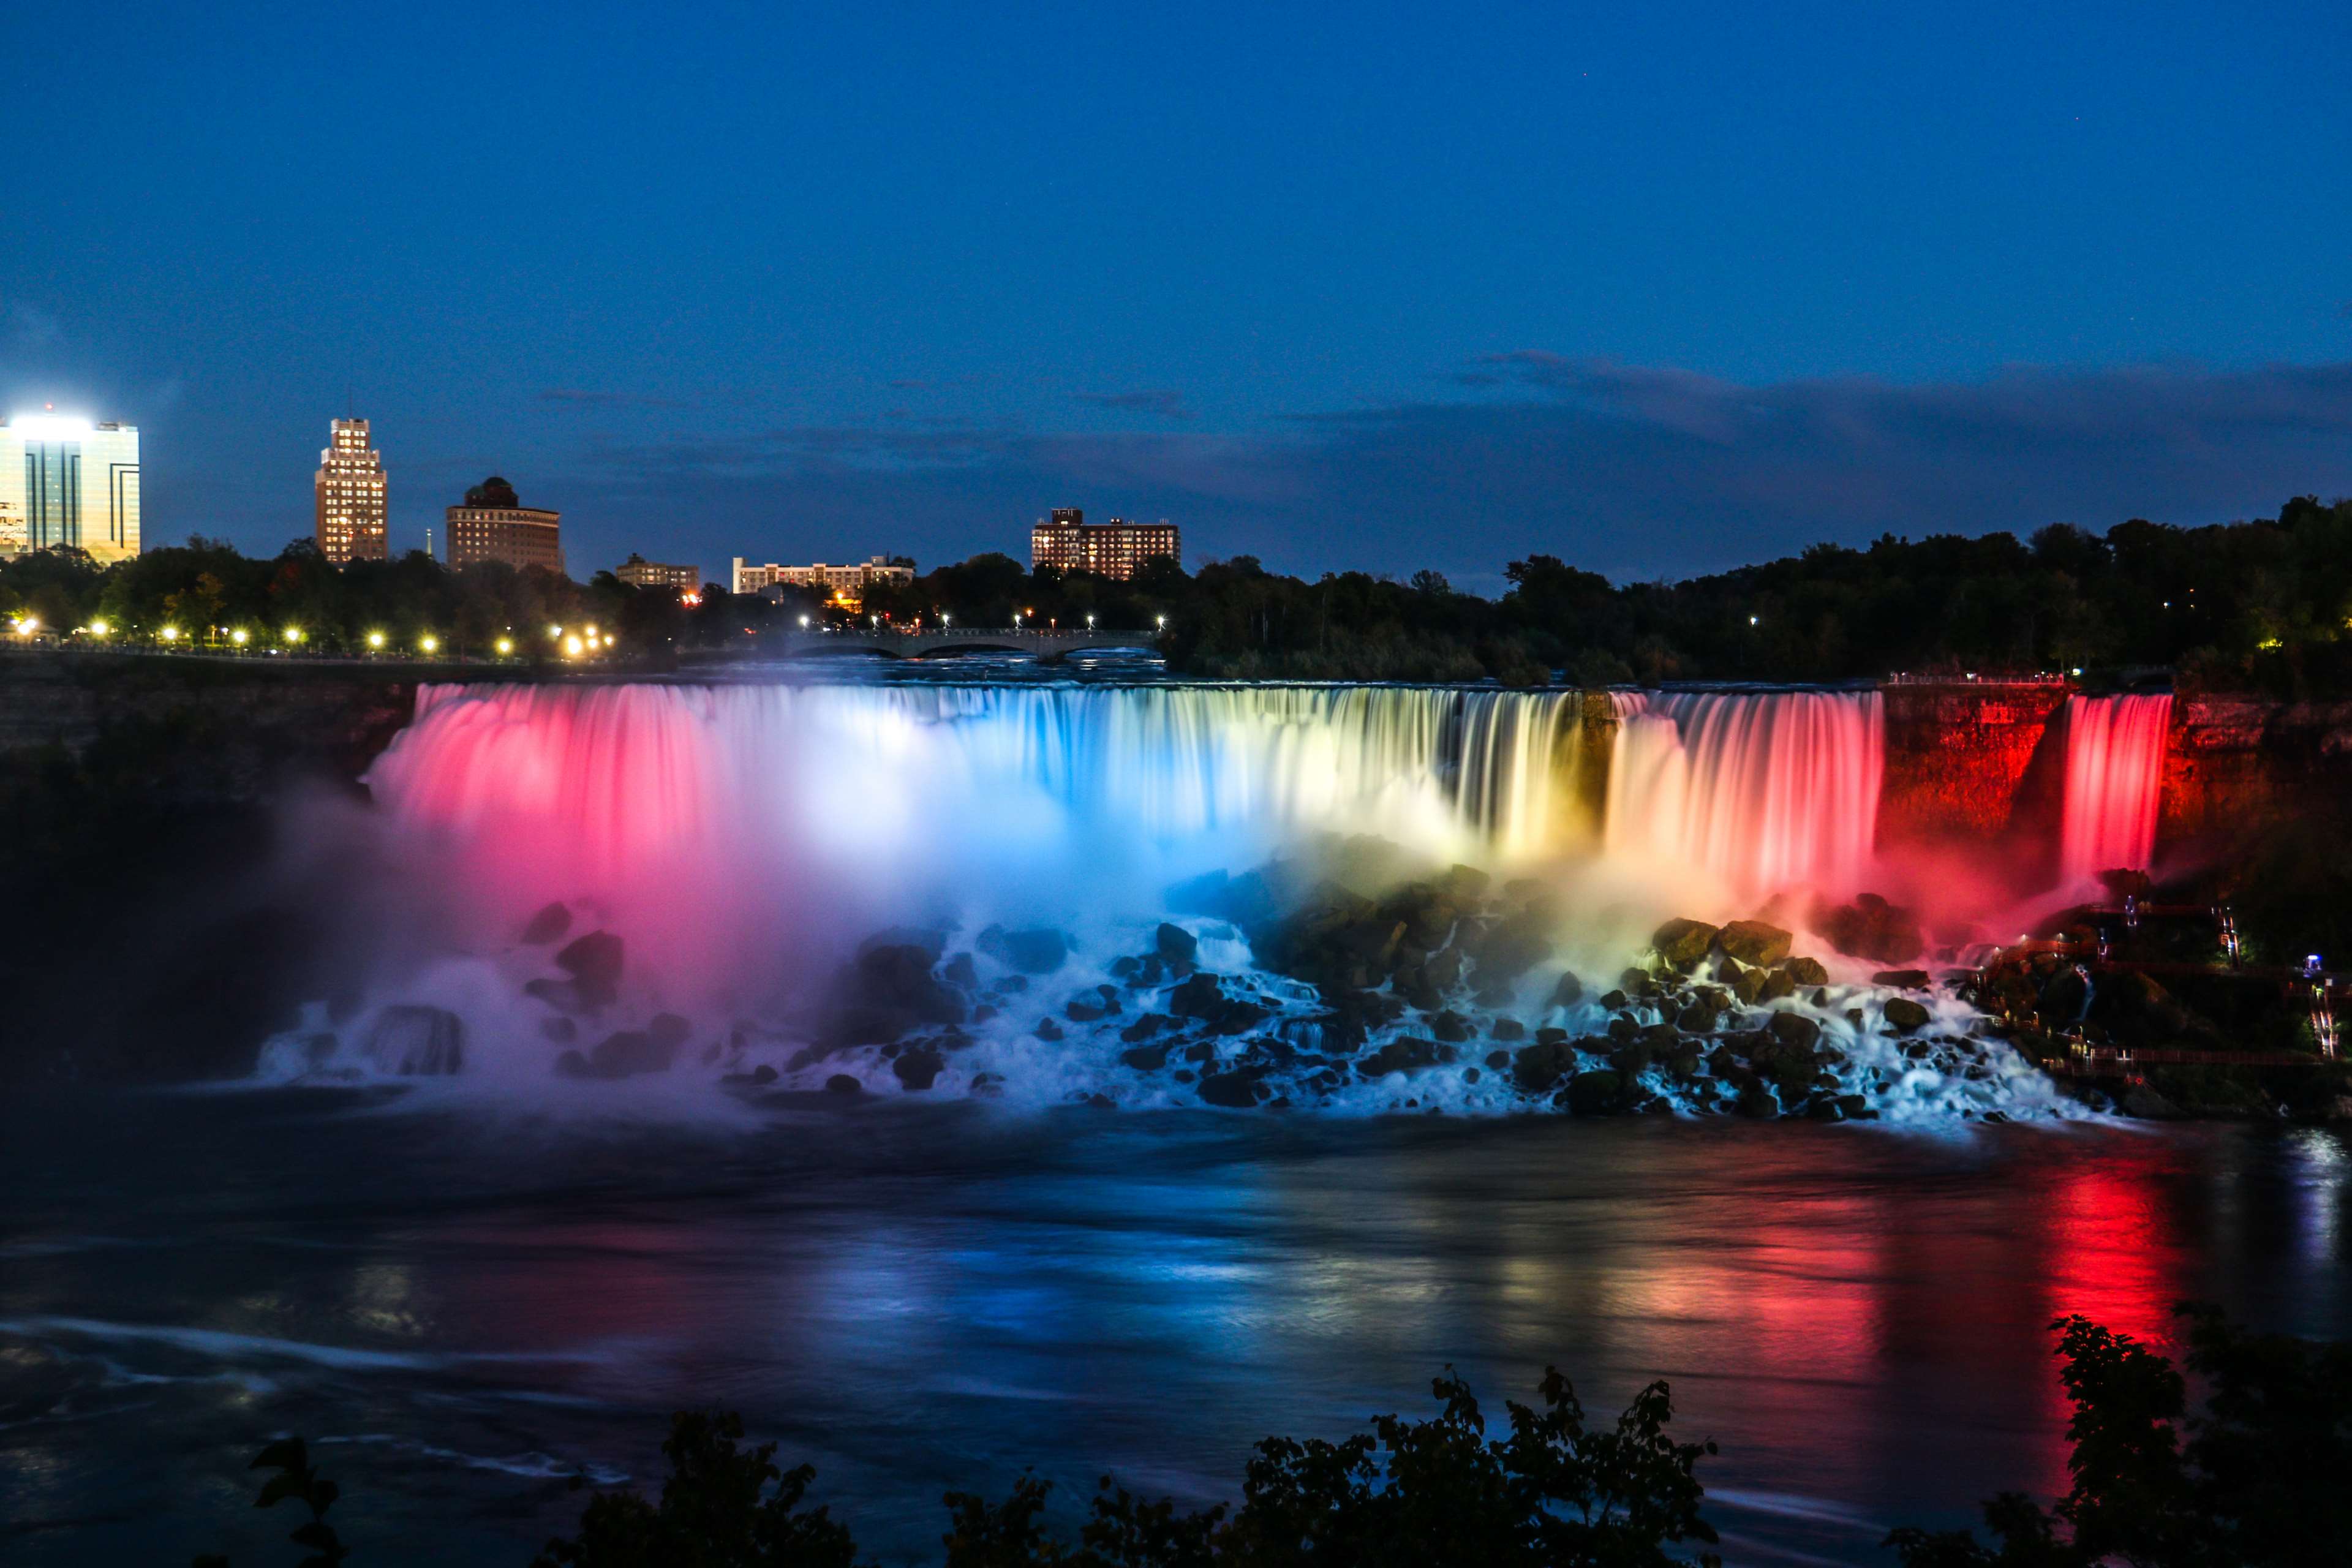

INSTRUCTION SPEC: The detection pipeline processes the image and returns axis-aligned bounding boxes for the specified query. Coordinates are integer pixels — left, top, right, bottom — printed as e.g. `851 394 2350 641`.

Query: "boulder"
1551 971 1585 1008
1170 971 1227 1020
586 1028 674 1078
1814 894 1923 965
554 930 625 1006
1727 965 1766 1005
2122 1082 2184 1119
1428 1010 1473 1043
826 1073 862 1095
1781 956 1830 987
1467 906 1554 986
1871 969 1931 990
1512 1037 1578 1092
1718 920 1793 967
519 902 573 945
978 925 1071 974
1766 1011 1822 1052
1757 968 1798 1003
1651 918 1720 968
1489 1017 1526 1041
1155 922 1200 963
1120 1044 1170 1071
1120 1014 1172 1042
892 1048 945 1090
1033 1018 1065 1042
1197 1070 1264 1107
943 952 979 989
1882 997 1932 1033
1360 1036 1450 1077
363 1005 464 1076
1566 1069 1624 1116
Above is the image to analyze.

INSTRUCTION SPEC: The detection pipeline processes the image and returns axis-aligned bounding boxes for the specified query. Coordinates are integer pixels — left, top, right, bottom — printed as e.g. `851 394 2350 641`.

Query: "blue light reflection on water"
2 1092 2348 1567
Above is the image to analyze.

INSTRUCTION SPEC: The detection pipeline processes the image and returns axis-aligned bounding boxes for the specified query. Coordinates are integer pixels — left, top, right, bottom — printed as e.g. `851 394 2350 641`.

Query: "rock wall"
2163 696 2352 843
1876 683 2071 848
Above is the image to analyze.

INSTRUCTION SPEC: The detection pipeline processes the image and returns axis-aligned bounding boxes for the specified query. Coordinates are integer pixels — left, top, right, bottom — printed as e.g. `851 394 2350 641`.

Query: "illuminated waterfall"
2059 694 2173 886
1603 690 1883 898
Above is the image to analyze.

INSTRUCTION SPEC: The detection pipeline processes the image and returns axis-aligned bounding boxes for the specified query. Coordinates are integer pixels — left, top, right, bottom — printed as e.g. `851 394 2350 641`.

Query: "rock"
1066 998 1108 1022
1766 1011 1822 1051
826 1073 862 1095
1757 968 1798 1003
648 1012 692 1050
1360 1036 1451 1077
1718 920 1793 967
1155 922 1199 963
1197 1070 1263 1107
519 902 573 944
1599 989 1628 1011
1489 1017 1526 1041
2122 1082 2184 1119
1675 998 1721 1033
553 1049 591 1077
1814 894 1924 965
944 952 979 989
586 1028 674 1078
1512 1038 1578 1092
1882 997 1932 1032
1484 1050 1510 1068
1183 1041 1219 1064
363 1006 464 1075
1428 1010 1473 1043
824 943 969 1044
1781 956 1830 986
1651 918 1720 968
750 1064 778 1085
1871 969 1931 990
1727 965 1766 1005
1120 1044 1170 1071
1120 1014 1172 1042
1551 971 1585 1008
1567 1069 1624 1115
1534 1025 1569 1046
1033 1018 1065 1042
554 930 625 1006
977 925 1070 974
1467 906 1554 986
892 1048 945 1090
1735 1081 1781 1118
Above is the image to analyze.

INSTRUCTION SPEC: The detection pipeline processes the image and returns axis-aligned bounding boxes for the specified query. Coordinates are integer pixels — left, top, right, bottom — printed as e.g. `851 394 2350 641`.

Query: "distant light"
160 625 179 641
284 627 303 644
1156 614 1167 629
495 637 513 655
7 414 94 439
10 616 36 633
799 614 810 628
548 624 562 638
2070 666 2082 677
942 613 951 627
230 627 250 645
564 635 584 656
1748 615 1758 626
602 634 615 647
1087 613 1096 628
584 624 598 638
419 635 439 655
367 630 386 649
682 591 701 607
88 619 110 636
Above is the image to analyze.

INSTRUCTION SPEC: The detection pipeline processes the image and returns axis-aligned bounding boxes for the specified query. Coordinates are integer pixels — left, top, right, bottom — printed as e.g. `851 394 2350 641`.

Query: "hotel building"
616 553 702 593
1030 508 1178 580
446 478 564 574
0 415 141 562
731 555 915 609
314 418 388 563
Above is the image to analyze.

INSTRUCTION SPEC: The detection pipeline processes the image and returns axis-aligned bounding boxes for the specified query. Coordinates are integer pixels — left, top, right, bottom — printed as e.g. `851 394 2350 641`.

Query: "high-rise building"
446 477 564 575
1030 508 1178 580
0 414 141 562
616 553 702 593
731 554 915 609
314 417 388 563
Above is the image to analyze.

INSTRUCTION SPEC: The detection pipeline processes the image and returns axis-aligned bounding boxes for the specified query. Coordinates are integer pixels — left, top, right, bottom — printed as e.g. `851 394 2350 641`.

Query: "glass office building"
0 415 141 562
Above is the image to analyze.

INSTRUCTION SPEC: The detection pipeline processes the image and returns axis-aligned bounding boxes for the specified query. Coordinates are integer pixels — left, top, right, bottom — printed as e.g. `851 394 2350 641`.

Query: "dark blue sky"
6 2 2350 588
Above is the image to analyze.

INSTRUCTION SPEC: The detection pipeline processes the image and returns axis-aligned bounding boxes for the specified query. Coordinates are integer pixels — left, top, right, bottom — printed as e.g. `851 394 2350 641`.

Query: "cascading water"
1604 690 1883 900
2059 694 2173 888
255 680 2084 1125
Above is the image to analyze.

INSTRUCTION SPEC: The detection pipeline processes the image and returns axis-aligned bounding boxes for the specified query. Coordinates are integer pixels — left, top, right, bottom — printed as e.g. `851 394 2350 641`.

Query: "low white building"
731 554 914 605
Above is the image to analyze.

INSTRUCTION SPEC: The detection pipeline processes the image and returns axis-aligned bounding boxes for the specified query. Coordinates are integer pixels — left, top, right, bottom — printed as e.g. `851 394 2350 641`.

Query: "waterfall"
1602 690 1883 899
2059 694 2173 886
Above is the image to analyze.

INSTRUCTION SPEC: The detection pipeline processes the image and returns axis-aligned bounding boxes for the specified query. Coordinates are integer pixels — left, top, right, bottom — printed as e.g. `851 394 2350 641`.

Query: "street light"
495 637 513 656
799 614 810 628
548 624 562 639
1156 614 1166 630
284 627 304 644
231 627 250 646
88 619 110 636
1087 613 1095 629
420 635 439 655
160 625 179 642
564 635 584 657
367 631 386 650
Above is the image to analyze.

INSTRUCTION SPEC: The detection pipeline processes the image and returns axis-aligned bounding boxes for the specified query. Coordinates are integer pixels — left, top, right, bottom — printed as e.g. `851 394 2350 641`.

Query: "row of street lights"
6 616 622 660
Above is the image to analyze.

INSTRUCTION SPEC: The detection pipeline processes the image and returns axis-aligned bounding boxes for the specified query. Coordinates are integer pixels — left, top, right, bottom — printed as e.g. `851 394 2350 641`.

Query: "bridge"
758 627 1165 659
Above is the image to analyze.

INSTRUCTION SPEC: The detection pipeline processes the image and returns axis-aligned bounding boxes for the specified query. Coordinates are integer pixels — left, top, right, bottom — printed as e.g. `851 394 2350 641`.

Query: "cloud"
538 386 693 410
1073 388 1193 420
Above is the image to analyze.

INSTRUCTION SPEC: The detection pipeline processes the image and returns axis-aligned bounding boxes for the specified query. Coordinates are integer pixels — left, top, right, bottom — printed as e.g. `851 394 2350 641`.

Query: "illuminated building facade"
731 554 915 609
314 418 388 563
616 553 701 592
0 415 141 561
1030 507 1178 579
446 477 563 574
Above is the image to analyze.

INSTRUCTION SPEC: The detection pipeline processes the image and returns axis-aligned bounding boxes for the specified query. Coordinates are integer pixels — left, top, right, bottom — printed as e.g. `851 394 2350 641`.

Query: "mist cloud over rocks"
537 358 2352 586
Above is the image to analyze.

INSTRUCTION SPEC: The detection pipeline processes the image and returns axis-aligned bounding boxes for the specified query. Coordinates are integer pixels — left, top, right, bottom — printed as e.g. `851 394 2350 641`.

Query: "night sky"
6 1 2350 589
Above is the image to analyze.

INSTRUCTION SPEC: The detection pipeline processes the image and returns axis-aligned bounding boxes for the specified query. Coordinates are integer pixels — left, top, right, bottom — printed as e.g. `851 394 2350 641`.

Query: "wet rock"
1651 918 1720 968
1766 1011 1822 1052
1567 1069 1624 1115
1599 989 1629 1011
1423 946 1464 992
1512 1037 1578 1092
1183 1040 1219 1064
586 1028 673 1078
1534 1025 1570 1046
1728 965 1766 1005
1120 1013 1174 1042
539 1016 577 1044
826 1073 862 1095
1781 956 1830 987
1110 956 1142 979
1489 1017 1526 1041
978 925 1070 974
2122 1082 2184 1119
1551 971 1585 1008
1608 1041 1652 1077
1607 1015 1640 1044
648 1013 692 1050
1882 997 1932 1033
1120 1044 1170 1071
1871 969 1931 990
892 1048 945 1090
1428 1010 1473 1044
750 1064 778 1085
1718 920 1793 967
1033 1017 1065 1042
1066 998 1109 1022
1675 997 1721 1033
944 952 980 989
1757 968 1798 1003
1155 922 1200 963
555 930 625 1006
1170 971 1227 1020
1466 905 1554 986
363 1005 465 1076
1198 1070 1264 1107
1735 1081 1781 1118
519 902 573 945
826 944 969 1044
1360 1036 1452 1077
554 1049 591 1077
1484 1049 1510 1069
1815 894 1924 965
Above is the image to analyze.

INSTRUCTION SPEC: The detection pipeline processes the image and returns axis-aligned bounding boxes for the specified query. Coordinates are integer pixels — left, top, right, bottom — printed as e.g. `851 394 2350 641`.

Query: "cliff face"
1878 684 2071 848
2163 697 2352 843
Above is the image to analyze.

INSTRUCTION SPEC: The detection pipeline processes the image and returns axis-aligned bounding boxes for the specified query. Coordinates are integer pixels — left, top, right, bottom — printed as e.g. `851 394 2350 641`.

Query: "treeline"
8 495 2352 687
192 1305 2350 1568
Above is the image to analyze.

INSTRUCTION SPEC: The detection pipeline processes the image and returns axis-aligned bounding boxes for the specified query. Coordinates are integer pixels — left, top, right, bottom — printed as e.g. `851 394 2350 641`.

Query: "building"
0 414 141 562
1030 507 1178 580
445 477 563 574
731 554 915 609
616 553 701 593
314 417 388 564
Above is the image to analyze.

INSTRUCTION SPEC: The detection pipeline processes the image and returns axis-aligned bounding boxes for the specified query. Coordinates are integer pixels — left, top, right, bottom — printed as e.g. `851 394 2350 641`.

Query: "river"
6 1091 2346 1565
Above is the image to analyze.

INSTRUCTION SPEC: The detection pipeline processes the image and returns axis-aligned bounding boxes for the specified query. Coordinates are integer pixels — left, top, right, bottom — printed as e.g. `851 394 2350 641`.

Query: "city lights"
10 616 37 634
230 627 250 646
495 637 513 655
420 635 439 655
160 625 179 641
284 627 304 644
88 619 110 636
799 614 810 628
564 635 584 657
368 631 386 649
548 624 563 639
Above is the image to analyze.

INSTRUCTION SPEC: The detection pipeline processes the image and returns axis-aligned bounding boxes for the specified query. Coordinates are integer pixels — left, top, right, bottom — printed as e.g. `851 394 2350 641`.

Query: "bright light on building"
7 414 95 439
367 631 386 649
548 624 562 638
584 624 598 638
11 616 37 633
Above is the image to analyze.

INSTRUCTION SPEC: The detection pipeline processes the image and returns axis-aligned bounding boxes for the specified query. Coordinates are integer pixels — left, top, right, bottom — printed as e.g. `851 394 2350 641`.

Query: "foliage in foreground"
196 1304 2352 1568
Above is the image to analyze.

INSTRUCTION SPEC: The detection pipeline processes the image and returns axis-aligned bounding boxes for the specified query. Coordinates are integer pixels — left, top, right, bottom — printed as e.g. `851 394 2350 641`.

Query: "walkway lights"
230 628 250 646
160 625 179 642
368 631 386 650
495 637 513 656
284 627 304 645
420 635 440 655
